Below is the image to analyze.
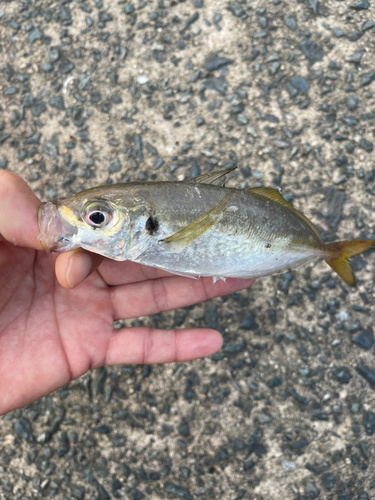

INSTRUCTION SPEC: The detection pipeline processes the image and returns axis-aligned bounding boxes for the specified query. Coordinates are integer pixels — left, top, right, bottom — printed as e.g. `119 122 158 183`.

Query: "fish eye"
83 203 113 228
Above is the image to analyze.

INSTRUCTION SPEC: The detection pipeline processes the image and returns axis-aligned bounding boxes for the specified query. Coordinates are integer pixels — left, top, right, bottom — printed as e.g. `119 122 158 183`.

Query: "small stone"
22 93 34 107
324 187 345 232
305 482 320 499
4 87 18 96
241 312 259 330
78 73 92 90
361 71 375 86
363 410 375 435
346 97 358 110
129 489 144 500
24 132 41 145
41 62 54 73
49 48 60 62
109 159 122 173
244 459 256 470
351 0 369 10
352 327 374 350
0 157 8 169
48 96 65 110
137 76 149 84
269 376 282 388
59 58 75 74
322 472 335 490
203 76 228 95
93 479 110 500
28 27 44 44
215 447 228 461
14 418 34 442
42 140 58 159
223 341 245 354
360 138 374 152
152 157 165 170
237 114 248 125
31 101 47 117
332 27 345 37
282 460 296 472
362 20 375 31
356 364 375 388
299 40 324 64
164 482 192 500
203 54 234 71
346 50 365 63
347 30 363 41
285 14 297 31
331 366 352 384
289 76 310 94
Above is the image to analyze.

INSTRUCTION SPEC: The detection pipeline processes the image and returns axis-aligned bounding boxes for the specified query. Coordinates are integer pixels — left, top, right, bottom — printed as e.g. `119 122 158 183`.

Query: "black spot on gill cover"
146 215 159 234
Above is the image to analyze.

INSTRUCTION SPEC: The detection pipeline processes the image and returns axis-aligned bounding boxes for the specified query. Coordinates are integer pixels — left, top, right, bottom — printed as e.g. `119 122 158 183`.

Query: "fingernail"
66 252 93 288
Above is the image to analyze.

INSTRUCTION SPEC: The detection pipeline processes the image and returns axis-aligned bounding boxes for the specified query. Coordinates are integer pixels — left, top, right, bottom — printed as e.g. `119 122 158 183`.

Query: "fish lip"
38 201 79 252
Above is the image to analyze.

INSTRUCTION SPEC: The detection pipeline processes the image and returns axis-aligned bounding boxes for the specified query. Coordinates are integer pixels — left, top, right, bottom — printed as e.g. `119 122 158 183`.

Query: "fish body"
38 169 374 285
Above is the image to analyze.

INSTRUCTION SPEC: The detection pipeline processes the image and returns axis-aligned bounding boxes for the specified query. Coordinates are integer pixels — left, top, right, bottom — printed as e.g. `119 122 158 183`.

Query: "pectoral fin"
189 166 237 186
160 190 235 251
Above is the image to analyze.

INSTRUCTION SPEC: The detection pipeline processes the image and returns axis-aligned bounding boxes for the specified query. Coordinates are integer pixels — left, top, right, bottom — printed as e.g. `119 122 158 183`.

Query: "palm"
0 241 113 412
0 239 254 414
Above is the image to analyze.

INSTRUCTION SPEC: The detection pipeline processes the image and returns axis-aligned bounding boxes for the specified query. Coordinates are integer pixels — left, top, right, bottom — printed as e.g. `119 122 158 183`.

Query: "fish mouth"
38 201 79 252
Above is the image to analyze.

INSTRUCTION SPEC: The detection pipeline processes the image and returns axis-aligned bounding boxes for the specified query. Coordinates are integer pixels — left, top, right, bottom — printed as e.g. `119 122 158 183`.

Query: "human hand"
0 171 254 415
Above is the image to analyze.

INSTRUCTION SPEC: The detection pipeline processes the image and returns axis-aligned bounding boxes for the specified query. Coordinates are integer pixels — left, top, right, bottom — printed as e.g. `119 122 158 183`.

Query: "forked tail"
324 240 375 286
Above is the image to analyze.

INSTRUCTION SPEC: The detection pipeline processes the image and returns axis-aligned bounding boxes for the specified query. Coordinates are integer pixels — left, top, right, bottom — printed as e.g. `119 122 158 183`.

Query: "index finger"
0 170 43 250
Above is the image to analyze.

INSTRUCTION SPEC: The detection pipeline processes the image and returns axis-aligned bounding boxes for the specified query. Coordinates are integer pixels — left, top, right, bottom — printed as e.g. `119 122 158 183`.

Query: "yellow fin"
189 166 237 186
160 190 235 251
324 240 375 286
247 187 322 241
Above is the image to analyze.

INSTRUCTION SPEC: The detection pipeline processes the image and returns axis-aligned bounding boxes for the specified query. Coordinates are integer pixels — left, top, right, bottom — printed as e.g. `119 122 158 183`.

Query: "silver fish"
38 168 374 285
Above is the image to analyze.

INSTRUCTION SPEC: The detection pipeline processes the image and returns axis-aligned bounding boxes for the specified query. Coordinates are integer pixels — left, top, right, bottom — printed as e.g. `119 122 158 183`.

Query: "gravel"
1 0 375 499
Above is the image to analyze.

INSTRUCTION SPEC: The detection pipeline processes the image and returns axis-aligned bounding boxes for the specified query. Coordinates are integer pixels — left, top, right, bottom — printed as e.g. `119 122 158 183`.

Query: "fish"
38 167 375 286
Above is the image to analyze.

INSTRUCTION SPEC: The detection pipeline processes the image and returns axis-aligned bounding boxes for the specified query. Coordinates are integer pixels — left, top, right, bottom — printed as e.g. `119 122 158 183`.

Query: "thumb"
55 248 104 289
0 170 43 250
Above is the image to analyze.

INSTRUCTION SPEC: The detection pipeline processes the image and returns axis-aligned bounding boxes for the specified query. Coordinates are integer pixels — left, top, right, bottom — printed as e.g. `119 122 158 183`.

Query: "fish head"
38 192 130 260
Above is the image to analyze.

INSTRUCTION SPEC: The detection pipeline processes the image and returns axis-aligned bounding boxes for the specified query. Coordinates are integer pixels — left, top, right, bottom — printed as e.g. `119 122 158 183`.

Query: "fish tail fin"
324 240 375 286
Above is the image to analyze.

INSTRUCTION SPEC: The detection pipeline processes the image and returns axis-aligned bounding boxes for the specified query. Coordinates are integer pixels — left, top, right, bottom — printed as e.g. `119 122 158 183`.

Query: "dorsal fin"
247 187 322 241
189 166 237 186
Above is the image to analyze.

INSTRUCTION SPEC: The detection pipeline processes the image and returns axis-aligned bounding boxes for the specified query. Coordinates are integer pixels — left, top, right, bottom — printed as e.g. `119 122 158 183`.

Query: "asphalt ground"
1 0 375 499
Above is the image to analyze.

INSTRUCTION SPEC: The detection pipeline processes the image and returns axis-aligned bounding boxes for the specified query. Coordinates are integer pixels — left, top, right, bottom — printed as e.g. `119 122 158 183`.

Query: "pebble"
152 157 165 170
352 326 374 349
48 96 65 110
322 472 335 490
137 76 149 84
356 364 375 388
363 410 375 435
360 138 374 152
331 367 352 384
203 54 234 72
28 27 44 44
241 312 259 330
289 76 310 94
362 20 375 31
351 0 370 10
164 482 192 500
282 460 296 472
284 14 297 31
361 71 375 86
14 418 34 442
300 40 323 64
59 58 75 74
